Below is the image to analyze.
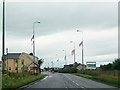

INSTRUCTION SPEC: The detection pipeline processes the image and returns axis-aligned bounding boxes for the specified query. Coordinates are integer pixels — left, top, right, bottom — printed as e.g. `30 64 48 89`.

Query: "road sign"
86 62 96 69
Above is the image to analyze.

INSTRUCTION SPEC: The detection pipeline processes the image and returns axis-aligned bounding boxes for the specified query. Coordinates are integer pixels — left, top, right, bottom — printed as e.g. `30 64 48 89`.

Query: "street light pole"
63 50 67 65
33 22 40 60
70 41 75 64
2 0 5 71
32 22 40 74
77 30 84 70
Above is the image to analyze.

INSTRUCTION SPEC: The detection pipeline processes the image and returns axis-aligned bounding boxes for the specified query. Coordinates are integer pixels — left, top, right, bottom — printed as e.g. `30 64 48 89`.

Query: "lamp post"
32 22 40 74
77 30 84 70
2 0 5 72
70 41 75 64
62 50 67 65
32 22 40 60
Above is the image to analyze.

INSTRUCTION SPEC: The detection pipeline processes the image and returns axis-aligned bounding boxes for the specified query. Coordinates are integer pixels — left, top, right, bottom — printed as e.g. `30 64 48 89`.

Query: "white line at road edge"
43 76 48 80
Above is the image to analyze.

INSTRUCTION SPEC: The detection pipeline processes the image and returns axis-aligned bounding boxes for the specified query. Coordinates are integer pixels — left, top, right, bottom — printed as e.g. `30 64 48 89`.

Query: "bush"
58 67 77 73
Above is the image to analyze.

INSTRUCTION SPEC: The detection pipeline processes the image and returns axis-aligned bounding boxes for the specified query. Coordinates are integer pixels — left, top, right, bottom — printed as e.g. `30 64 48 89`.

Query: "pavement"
20 72 118 90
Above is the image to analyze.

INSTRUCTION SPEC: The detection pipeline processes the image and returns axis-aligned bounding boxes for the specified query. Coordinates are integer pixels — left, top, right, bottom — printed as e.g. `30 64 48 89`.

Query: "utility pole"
6 48 8 71
2 0 5 72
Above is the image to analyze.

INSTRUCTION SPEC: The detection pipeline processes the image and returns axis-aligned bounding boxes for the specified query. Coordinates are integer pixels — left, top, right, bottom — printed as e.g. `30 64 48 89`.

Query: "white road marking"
72 81 75 83
76 83 79 86
48 76 53 78
63 74 87 89
43 76 48 80
81 86 84 88
35 83 38 85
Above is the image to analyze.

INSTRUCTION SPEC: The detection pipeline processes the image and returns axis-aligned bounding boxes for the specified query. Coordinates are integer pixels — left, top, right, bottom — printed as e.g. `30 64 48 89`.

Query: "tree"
100 58 120 71
38 58 44 73
112 58 120 70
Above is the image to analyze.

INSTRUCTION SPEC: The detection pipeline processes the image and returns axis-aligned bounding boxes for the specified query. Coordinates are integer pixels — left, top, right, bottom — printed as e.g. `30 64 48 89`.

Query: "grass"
74 73 120 87
2 72 45 90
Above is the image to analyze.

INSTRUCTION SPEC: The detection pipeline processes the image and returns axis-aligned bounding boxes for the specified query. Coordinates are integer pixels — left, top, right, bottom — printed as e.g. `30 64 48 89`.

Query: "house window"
21 65 27 71
30 67 33 70
9 67 11 70
21 59 24 65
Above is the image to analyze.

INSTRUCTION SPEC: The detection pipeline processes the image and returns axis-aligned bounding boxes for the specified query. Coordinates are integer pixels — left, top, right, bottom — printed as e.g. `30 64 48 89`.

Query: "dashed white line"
35 83 38 85
76 83 79 86
64 74 86 89
81 86 85 88
72 81 75 83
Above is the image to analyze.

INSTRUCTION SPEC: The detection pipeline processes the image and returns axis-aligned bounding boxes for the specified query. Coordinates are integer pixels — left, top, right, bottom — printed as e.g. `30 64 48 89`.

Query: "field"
2 72 44 90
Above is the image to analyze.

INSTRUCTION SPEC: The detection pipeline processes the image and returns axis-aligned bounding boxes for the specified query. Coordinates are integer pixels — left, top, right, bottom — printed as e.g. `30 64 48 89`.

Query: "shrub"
58 67 77 73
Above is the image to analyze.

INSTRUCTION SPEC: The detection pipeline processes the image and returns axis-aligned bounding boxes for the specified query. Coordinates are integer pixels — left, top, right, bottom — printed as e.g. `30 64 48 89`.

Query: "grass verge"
74 73 119 87
2 73 45 90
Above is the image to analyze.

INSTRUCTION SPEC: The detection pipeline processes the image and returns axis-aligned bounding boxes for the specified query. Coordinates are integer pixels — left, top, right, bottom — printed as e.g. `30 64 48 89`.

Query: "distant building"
3 52 39 73
64 62 86 70
76 64 86 70
64 64 73 69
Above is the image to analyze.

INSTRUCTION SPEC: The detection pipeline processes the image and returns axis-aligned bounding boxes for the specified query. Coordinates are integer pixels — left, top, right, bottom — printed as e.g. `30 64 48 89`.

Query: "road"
22 72 117 89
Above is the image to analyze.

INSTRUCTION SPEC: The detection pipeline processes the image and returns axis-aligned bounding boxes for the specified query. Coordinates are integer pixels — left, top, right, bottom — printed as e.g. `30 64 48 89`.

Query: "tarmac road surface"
22 72 118 90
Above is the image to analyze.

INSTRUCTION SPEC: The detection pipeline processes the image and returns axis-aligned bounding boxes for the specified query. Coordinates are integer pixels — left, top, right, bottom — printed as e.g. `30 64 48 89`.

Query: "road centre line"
64 74 87 89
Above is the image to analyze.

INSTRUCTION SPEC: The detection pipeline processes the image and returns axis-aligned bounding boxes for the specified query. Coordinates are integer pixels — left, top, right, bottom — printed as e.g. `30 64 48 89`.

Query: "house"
76 64 86 70
3 52 39 74
63 62 86 70
64 64 74 69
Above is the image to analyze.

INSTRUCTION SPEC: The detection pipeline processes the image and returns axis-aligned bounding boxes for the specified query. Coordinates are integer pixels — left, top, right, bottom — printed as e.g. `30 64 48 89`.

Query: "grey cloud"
4 2 117 38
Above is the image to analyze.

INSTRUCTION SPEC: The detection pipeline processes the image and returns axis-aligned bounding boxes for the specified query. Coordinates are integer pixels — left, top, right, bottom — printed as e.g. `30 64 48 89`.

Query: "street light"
32 21 40 58
2 0 5 72
70 41 75 64
62 50 67 65
77 29 84 70
32 22 40 74
77 30 83 41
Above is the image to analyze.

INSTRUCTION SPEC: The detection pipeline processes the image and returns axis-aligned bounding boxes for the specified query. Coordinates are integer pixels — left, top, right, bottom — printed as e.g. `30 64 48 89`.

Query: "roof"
23 53 38 65
3 53 21 59
3 52 39 65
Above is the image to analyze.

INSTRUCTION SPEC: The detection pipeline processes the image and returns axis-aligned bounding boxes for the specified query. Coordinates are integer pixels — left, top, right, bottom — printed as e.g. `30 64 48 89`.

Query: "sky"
0 0 118 68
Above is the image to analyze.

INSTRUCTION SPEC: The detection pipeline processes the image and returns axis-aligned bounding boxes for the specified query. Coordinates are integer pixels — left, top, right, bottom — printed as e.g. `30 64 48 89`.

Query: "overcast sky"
0 0 118 68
